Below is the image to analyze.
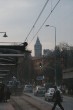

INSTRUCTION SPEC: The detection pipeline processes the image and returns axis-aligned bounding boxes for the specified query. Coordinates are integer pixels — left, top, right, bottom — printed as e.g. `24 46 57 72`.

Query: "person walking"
51 86 64 110
4 85 11 102
0 83 5 102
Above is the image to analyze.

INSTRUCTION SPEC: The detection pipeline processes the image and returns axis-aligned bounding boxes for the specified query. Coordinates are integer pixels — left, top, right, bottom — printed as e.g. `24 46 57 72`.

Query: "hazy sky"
0 0 73 56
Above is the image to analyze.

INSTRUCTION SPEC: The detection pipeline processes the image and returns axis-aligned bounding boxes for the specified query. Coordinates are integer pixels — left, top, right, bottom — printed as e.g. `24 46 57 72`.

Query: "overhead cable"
29 0 61 45
24 0 50 42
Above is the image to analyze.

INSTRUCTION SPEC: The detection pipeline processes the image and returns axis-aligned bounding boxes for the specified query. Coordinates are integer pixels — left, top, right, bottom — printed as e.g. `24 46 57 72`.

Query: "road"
24 93 73 110
62 96 73 110
0 96 39 110
11 96 38 110
0 93 73 110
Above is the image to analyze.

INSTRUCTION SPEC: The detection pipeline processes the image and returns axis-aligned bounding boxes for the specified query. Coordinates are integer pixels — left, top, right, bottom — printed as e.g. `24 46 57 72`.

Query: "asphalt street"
24 92 73 110
0 93 73 110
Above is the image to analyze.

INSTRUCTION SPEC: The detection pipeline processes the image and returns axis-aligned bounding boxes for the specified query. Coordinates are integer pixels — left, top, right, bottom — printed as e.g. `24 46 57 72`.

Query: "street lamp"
0 32 8 37
45 24 57 86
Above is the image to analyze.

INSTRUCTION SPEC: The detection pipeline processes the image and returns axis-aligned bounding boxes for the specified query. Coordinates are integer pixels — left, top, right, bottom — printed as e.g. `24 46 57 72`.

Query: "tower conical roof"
35 37 41 46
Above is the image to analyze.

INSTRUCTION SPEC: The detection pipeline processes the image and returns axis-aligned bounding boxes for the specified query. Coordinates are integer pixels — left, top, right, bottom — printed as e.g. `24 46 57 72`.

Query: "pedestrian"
4 85 11 102
0 83 5 102
51 86 64 110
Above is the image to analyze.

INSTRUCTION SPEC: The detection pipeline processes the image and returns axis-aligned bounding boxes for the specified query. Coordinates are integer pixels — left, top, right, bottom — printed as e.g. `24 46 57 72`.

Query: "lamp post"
46 25 56 50
45 25 57 86
0 32 8 37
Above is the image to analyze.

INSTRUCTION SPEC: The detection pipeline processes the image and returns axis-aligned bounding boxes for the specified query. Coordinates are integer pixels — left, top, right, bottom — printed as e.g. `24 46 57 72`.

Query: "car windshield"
8 81 13 85
25 85 32 88
38 87 45 90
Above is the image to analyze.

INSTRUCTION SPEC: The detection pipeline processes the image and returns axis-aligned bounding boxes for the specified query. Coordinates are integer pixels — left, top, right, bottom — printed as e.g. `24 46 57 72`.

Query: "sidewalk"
0 102 14 110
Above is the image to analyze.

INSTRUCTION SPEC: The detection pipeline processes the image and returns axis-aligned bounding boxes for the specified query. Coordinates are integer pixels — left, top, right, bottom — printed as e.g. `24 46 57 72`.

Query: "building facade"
32 55 55 85
0 45 32 84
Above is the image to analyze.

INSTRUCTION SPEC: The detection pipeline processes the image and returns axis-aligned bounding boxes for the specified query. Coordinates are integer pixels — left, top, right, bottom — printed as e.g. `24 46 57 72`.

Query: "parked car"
7 80 21 89
44 83 54 92
7 81 14 88
23 84 33 93
34 86 46 96
45 87 63 102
